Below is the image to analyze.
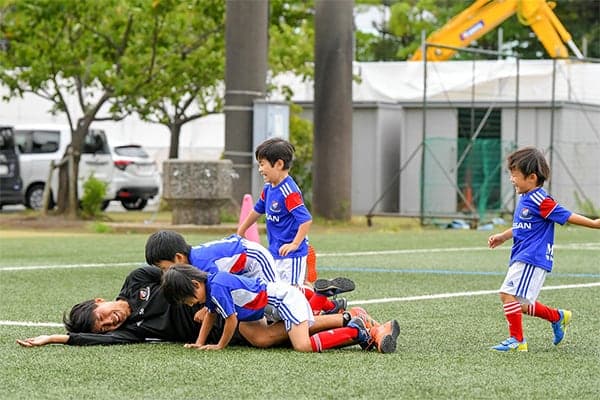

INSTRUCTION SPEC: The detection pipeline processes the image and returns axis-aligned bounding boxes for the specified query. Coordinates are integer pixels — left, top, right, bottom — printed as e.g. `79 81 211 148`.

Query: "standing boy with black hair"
488 147 600 352
237 137 313 287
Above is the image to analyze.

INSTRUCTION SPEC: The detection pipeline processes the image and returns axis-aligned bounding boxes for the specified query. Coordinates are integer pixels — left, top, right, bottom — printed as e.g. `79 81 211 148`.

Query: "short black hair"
161 264 208 304
145 230 191 266
255 137 295 170
63 299 97 333
507 146 550 186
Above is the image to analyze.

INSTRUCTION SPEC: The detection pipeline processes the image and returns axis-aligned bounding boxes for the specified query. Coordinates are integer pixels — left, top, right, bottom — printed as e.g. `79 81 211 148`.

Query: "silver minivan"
14 123 116 209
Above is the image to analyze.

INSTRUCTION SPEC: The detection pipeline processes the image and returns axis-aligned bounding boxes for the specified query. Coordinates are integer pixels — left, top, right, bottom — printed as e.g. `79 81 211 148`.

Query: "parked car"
0 125 23 209
110 144 160 211
13 124 116 210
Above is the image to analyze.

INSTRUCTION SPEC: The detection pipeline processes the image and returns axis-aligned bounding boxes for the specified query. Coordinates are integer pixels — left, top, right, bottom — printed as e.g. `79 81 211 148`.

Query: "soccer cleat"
490 337 528 352
347 317 372 349
313 277 355 297
552 309 572 346
368 320 400 354
321 298 347 314
348 306 380 330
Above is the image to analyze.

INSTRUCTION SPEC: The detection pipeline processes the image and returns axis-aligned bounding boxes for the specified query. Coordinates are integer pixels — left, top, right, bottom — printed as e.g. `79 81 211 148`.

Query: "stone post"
162 160 234 225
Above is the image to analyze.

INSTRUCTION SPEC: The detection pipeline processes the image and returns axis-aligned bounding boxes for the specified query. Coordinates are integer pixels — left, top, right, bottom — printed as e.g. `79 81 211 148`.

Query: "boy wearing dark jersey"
17 266 231 346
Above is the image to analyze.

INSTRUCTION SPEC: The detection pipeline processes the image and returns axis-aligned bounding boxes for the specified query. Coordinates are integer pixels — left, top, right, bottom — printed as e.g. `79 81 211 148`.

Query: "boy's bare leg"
238 313 345 348
309 313 344 333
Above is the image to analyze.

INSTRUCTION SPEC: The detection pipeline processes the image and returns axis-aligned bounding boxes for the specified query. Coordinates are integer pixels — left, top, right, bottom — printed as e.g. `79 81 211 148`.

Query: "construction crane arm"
410 0 583 61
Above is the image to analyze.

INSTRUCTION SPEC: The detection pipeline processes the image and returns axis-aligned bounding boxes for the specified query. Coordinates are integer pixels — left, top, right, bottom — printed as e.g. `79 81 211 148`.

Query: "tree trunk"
56 160 69 214
169 123 181 159
313 0 354 220
55 123 87 218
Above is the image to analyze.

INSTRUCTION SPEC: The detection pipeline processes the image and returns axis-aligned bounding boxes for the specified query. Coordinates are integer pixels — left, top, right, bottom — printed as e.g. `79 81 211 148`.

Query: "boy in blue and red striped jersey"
161 264 400 353
237 138 312 287
236 138 350 315
145 230 352 316
146 231 279 283
488 147 600 352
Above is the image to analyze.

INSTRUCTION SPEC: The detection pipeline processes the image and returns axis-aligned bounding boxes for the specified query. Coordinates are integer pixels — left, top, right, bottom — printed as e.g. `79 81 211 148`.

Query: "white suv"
14 123 116 209
110 144 160 211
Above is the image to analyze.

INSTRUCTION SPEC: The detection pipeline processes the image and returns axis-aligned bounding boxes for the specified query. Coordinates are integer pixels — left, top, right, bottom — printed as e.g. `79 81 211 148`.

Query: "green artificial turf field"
1 224 599 399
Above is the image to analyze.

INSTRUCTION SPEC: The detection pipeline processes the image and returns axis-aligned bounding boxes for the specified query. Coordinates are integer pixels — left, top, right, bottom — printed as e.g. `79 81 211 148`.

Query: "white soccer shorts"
499 261 547 304
275 255 307 286
266 281 314 331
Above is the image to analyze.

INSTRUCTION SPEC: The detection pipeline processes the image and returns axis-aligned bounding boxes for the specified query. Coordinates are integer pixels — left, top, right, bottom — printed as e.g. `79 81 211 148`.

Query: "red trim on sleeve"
539 197 558 219
285 192 303 211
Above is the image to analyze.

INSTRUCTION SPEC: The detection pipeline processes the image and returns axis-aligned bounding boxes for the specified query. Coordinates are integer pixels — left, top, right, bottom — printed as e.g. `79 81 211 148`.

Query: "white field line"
0 321 63 327
2 242 598 271
2 281 599 328
317 242 600 258
349 281 600 305
0 262 138 271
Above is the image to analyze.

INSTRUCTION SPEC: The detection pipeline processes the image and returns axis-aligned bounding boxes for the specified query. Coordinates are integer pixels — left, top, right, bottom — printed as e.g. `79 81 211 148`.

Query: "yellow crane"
411 0 584 61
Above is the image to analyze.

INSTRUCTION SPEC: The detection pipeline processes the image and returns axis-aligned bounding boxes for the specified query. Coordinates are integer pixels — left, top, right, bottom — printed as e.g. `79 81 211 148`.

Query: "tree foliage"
0 0 158 216
0 0 231 216
125 0 226 159
268 0 315 89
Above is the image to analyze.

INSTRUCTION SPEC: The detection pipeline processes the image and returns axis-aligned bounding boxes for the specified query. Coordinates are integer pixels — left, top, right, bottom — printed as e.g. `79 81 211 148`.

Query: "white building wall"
300 102 402 215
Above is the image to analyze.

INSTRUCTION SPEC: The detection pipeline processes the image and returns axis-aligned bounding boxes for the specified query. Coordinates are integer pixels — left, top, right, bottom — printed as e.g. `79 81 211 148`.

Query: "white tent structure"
278 59 600 104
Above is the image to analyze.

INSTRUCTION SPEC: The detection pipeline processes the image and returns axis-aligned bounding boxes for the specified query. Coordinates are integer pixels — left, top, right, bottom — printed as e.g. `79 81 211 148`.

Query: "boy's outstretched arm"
488 228 513 249
16 334 69 347
567 213 600 229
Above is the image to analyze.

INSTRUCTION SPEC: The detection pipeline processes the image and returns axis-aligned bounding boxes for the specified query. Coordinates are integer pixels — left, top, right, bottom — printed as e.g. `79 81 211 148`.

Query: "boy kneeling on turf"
161 264 400 353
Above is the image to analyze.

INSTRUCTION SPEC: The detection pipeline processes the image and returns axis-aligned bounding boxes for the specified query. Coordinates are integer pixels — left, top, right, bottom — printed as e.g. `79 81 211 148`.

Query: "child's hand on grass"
16 335 52 347
184 343 222 350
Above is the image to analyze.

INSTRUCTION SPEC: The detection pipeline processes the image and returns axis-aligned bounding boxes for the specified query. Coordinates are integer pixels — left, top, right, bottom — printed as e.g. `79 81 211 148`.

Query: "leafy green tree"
0 0 159 217
80 174 107 219
129 0 314 161
125 0 226 159
289 103 313 209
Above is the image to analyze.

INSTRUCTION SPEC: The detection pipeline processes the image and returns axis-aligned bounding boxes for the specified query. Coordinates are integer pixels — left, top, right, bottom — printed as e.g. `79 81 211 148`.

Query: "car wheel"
121 198 148 211
100 200 111 211
26 183 54 210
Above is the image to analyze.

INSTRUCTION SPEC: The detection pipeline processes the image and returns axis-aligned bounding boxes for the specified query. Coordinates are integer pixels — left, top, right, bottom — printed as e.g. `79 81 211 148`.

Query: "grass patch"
1 223 599 399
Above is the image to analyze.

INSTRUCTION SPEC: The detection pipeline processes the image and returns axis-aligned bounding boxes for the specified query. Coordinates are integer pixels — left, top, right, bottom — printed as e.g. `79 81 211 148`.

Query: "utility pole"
224 0 268 204
313 0 354 220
